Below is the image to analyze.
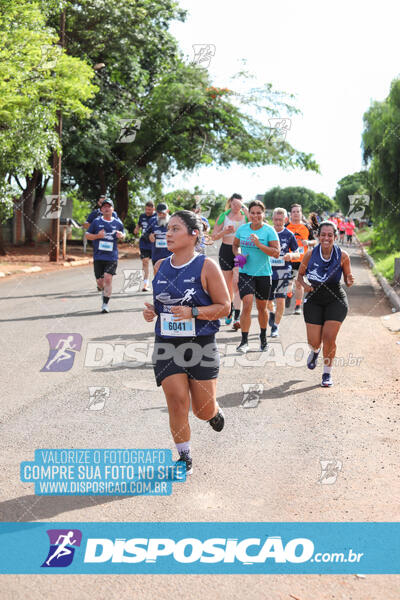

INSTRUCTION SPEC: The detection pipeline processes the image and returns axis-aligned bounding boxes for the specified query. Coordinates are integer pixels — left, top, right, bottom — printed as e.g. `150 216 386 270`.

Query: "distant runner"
134 200 156 291
85 199 125 313
345 219 356 246
267 208 300 337
146 203 173 266
212 194 248 329
286 203 316 314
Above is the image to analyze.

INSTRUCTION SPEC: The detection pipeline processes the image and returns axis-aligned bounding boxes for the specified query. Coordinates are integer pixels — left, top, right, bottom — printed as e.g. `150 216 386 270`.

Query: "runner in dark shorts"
297 221 354 387
143 210 230 476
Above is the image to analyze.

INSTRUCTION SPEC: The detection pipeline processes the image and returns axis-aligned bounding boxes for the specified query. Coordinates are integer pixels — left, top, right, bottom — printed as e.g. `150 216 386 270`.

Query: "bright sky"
167 0 400 200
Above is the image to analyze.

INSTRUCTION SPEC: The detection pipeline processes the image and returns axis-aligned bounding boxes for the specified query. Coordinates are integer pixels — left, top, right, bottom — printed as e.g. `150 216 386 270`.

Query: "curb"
0 258 93 278
357 237 400 312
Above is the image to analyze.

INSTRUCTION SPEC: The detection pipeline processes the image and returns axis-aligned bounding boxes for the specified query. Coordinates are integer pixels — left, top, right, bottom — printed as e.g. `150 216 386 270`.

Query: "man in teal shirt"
233 200 280 353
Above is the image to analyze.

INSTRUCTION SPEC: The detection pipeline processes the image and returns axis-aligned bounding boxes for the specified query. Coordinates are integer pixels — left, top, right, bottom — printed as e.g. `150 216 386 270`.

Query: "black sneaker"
208 407 225 432
294 305 301 315
260 337 268 352
176 452 193 476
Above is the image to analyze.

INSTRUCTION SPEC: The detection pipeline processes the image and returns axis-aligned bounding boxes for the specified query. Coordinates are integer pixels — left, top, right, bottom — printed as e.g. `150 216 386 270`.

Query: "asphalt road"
1 243 399 599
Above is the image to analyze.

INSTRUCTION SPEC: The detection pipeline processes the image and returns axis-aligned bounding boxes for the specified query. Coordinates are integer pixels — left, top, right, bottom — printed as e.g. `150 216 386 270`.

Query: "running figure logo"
347 194 370 221
41 333 83 372
43 195 67 219
192 44 216 68
121 269 143 293
194 193 217 218
267 118 291 143
155 288 196 308
318 459 342 485
87 386 110 411
241 383 264 409
117 118 142 143
41 529 82 568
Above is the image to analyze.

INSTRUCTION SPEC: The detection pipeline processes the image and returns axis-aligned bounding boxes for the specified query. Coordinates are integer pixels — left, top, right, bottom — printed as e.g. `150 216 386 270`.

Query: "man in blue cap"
85 199 125 313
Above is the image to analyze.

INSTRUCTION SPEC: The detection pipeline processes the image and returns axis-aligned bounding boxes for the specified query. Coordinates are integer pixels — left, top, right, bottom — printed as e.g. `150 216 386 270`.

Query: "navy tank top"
306 244 343 287
153 254 219 338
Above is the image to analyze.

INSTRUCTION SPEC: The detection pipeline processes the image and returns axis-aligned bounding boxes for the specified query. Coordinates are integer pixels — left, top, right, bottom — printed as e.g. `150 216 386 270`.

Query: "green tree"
59 1 319 219
0 0 97 243
263 186 336 215
362 79 400 249
333 171 370 216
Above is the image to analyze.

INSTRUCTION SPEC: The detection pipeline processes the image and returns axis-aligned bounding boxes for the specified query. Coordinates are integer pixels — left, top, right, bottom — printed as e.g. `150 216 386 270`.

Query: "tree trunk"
0 225 6 255
115 167 129 220
22 172 39 245
33 171 49 228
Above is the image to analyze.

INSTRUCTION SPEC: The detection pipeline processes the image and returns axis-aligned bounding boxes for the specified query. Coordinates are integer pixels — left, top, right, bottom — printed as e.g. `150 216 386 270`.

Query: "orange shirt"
286 222 313 262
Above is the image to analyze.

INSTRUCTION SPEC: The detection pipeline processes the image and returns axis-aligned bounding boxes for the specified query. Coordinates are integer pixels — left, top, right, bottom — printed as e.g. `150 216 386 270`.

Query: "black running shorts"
139 248 152 259
218 243 236 271
94 260 118 279
303 284 348 325
152 334 219 387
238 273 271 301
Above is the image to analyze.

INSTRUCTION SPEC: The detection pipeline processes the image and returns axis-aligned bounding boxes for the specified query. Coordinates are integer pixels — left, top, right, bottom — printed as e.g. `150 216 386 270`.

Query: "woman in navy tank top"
297 221 354 387
143 210 231 475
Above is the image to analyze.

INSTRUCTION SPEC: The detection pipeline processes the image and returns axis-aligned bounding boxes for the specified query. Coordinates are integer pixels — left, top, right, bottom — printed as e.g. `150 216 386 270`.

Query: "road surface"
1 243 399 599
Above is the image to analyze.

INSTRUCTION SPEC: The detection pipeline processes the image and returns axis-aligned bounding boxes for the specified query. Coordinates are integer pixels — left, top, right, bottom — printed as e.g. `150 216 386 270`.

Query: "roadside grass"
357 227 400 282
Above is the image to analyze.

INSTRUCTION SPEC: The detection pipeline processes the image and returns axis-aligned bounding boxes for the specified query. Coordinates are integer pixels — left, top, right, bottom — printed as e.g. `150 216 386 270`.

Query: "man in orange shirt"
286 204 317 314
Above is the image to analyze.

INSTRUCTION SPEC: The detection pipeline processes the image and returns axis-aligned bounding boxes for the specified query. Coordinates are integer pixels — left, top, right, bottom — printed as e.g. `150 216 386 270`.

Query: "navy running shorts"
152 334 219 387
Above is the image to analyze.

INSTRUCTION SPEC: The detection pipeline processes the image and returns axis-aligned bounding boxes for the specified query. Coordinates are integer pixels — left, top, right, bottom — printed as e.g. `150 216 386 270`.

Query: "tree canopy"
263 186 336 215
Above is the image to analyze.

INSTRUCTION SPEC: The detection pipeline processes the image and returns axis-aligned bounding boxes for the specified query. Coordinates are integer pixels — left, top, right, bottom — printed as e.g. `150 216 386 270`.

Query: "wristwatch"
191 307 199 318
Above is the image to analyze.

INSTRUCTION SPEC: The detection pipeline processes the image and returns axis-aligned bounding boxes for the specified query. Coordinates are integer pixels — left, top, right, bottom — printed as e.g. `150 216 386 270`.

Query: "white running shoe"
101 303 110 313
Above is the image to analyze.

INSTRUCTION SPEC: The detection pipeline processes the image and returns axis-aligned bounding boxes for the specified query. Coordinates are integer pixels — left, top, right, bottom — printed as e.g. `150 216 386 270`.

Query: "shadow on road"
141 380 321 413
0 307 144 323
0 493 121 523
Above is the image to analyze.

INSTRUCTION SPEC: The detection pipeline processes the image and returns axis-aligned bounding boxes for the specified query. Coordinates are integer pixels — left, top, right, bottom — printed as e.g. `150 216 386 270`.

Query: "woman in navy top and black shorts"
143 210 230 475
297 221 354 388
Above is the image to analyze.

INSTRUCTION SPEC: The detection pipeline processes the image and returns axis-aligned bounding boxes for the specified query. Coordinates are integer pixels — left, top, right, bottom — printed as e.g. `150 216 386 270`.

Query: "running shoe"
285 294 293 308
232 319 241 330
270 324 279 338
268 312 275 327
294 305 301 315
307 349 320 369
101 303 110 313
142 285 149 292
321 373 333 387
225 316 233 325
236 342 249 354
208 407 225 432
260 340 268 352
175 453 193 476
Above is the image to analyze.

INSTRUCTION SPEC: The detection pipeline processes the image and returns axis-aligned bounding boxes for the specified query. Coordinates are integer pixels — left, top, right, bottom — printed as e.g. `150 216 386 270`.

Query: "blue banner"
20 449 185 496
0 523 398 574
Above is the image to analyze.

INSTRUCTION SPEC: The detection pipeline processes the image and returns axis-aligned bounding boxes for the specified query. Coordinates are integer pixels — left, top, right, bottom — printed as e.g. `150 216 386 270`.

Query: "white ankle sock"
176 441 191 457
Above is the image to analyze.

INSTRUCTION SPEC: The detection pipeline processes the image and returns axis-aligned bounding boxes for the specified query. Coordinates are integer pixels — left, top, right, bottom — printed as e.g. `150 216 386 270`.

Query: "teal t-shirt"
235 223 279 276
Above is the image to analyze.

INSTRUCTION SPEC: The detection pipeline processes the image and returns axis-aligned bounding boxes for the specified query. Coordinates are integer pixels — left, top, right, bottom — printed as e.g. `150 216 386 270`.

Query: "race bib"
271 257 285 267
156 237 167 248
160 313 194 337
98 240 113 251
